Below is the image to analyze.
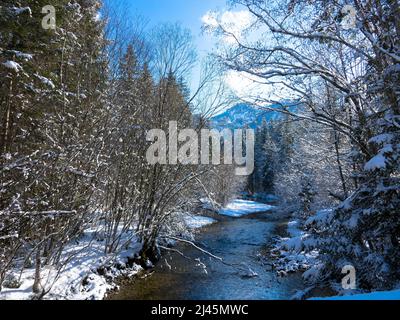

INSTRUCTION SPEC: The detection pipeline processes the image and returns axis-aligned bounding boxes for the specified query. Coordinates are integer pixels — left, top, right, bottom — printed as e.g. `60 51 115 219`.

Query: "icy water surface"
108 211 305 300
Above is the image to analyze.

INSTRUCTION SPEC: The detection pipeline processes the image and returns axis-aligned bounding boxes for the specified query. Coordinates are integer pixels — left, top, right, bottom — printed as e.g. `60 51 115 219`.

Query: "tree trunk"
32 245 42 294
139 238 160 265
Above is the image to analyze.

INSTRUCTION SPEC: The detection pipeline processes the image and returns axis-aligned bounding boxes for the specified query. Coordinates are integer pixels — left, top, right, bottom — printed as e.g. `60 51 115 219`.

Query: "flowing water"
108 210 305 300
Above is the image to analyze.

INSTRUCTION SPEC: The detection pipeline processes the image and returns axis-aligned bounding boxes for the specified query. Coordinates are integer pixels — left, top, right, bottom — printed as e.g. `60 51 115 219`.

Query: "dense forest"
1 0 399 300
0 0 243 297
223 0 400 292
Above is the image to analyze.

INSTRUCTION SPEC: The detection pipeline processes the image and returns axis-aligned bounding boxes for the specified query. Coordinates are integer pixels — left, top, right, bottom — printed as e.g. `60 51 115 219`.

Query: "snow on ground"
184 214 216 229
311 289 400 300
0 226 143 300
271 219 319 274
219 199 274 217
0 212 216 300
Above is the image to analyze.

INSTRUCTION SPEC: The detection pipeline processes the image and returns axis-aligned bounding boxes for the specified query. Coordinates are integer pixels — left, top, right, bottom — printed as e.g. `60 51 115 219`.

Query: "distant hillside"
210 102 297 130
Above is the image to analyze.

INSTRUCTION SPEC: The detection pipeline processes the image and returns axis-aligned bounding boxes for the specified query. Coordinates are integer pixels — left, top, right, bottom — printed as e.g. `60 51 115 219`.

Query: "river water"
108 210 305 300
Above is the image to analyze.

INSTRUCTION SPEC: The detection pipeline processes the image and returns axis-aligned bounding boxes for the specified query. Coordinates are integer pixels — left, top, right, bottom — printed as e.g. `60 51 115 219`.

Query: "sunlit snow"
219 199 274 217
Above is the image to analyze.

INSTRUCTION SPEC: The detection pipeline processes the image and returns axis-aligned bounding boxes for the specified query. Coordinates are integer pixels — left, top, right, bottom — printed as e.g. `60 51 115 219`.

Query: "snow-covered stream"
108 201 305 300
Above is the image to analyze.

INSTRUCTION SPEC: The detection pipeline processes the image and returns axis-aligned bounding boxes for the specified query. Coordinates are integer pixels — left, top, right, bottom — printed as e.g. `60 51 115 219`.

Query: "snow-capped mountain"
210 103 294 130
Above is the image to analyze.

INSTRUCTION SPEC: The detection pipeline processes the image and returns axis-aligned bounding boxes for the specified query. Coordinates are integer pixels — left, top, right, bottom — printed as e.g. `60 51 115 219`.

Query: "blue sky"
105 1 273 105
126 0 226 56
105 0 231 95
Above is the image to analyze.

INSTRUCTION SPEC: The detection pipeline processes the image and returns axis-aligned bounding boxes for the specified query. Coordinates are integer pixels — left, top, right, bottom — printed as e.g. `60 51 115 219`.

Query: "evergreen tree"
0 0 108 292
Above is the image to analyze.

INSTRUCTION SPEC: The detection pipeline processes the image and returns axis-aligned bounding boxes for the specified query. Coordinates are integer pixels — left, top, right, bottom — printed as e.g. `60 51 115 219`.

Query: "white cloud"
226 71 261 97
225 70 286 102
201 10 254 43
201 10 219 29
220 10 253 33
201 10 289 103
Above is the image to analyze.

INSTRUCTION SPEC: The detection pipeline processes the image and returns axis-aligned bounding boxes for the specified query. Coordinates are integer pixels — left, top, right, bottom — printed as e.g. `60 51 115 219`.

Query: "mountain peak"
210 103 291 130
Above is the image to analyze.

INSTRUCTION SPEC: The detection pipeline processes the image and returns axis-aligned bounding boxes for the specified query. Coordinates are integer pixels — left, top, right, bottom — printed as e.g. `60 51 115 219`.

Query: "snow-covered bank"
270 219 318 275
311 289 400 300
219 199 274 217
184 215 216 229
0 213 215 300
0 226 143 300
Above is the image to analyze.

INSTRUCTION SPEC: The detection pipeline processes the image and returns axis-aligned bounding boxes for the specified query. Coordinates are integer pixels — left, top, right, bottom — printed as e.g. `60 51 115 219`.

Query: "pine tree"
0 0 108 291
299 0 400 291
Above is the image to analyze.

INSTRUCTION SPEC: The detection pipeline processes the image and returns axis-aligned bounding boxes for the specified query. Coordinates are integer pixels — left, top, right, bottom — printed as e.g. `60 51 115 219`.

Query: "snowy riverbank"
219 199 274 217
0 213 215 300
0 225 143 300
0 199 289 300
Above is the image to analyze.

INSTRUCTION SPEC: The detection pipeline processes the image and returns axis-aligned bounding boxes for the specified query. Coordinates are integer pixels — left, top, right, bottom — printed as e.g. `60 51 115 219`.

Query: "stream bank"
107 207 306 300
